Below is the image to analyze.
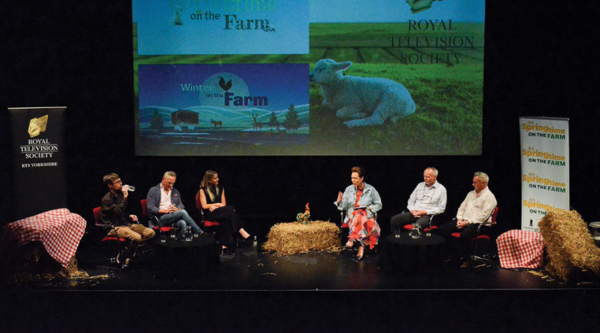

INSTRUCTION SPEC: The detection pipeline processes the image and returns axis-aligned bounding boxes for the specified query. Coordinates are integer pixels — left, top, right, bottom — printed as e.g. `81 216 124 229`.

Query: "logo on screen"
199 73 267 108
28 115 48 138
172 5 184 25
406 0 442 14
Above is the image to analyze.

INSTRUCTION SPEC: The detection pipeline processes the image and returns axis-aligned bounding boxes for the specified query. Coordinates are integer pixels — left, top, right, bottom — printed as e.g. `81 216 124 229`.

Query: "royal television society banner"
8 107 68 220
520 117 569 232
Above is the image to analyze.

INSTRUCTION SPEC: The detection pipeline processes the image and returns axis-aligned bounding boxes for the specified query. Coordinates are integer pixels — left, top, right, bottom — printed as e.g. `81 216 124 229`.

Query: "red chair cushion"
102 236 126 242
153 226 173 233
204 220 220 227
402 225 438 232
450 233 490 240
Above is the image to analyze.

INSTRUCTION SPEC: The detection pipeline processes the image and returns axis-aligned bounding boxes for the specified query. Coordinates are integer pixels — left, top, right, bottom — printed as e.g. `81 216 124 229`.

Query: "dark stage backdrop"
1 1 600 327
0 0 599 238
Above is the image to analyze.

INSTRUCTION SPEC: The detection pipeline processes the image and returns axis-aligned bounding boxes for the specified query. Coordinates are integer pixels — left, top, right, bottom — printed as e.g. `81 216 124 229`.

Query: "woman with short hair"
335 166 382 260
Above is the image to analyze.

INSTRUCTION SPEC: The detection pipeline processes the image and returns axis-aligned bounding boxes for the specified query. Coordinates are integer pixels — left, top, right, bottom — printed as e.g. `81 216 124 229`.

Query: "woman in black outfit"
198 170 250 252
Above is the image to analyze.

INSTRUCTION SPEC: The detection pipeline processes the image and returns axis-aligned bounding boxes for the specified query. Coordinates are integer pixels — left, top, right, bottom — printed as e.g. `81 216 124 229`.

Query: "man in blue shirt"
390 167 447 235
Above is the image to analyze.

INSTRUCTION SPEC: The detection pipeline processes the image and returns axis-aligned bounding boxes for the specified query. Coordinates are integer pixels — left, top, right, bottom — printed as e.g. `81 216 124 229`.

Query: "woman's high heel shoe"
356 247 364 261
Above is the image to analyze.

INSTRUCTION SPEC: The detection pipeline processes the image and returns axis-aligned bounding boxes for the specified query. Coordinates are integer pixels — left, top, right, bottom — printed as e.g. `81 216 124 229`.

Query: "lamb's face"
309 59 351 85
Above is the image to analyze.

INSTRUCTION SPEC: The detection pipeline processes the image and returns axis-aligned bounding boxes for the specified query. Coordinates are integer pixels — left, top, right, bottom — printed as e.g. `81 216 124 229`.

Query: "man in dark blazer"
146 171 203 239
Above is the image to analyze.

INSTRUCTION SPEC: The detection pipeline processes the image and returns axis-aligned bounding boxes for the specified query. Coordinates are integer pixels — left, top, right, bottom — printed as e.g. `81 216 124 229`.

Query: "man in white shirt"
390 167 447 235
438 171 497 267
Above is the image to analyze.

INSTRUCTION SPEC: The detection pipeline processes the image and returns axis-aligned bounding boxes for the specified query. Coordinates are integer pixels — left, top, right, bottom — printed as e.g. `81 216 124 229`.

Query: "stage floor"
4 235 597 291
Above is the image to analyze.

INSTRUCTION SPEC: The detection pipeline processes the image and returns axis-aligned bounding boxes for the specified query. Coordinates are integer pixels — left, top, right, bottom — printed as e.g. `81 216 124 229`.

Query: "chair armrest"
96 222 114 229
148 216 159 228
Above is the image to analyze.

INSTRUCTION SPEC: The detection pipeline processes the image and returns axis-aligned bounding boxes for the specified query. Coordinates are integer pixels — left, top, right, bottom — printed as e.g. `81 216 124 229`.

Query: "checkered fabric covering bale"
4 208 87 267
539 210 600 282
263 221 341 255
497 230 544 269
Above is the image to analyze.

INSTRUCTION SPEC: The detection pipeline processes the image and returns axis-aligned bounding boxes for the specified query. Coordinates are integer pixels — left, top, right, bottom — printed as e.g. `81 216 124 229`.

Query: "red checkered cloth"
497 229 545 269
6 209 87 267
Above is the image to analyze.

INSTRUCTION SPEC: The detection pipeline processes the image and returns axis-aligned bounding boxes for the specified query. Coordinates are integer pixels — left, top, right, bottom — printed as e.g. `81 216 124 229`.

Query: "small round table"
378 233 445 274
154 235 219 277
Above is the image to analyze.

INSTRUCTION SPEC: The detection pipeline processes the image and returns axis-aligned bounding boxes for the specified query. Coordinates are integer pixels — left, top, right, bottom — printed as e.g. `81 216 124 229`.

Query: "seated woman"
198 170 250 253
335 166 382 260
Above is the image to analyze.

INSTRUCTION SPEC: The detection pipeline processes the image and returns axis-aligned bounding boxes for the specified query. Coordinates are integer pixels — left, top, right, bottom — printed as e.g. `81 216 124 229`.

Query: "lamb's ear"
336 61 353 72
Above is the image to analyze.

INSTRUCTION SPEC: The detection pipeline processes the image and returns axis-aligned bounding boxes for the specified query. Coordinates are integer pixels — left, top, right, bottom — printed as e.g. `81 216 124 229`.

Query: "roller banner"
8 107 68 220
520 117 569 232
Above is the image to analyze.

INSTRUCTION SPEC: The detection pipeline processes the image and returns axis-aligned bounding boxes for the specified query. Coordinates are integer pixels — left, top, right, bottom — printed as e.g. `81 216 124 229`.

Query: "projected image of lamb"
309 59 416 128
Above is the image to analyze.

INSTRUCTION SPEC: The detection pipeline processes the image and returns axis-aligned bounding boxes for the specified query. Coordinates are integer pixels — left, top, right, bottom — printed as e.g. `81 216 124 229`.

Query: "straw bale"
262 221 341 255
539 210 600 282
0 226 85 284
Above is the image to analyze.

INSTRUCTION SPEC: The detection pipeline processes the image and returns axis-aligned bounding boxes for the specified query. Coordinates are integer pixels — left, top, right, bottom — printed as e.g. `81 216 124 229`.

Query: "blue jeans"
159 209 203 238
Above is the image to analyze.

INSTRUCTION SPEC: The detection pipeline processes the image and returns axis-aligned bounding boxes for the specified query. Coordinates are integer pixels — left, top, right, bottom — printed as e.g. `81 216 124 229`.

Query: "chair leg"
472 240 492 267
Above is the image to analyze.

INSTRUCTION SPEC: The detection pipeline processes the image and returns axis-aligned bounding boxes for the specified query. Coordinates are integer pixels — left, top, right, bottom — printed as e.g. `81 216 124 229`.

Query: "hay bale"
262 221 341 255
0 226 85 284
539 210 600 282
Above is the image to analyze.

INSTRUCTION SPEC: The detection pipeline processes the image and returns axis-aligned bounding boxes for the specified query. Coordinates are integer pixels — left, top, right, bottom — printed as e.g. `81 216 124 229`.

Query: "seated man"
438 171 497 268
146 171 203 239
390 167 446 235
101 173 155 267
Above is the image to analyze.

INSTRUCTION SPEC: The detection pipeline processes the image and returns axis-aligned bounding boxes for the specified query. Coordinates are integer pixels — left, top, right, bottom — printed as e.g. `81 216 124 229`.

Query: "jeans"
159 209 203 238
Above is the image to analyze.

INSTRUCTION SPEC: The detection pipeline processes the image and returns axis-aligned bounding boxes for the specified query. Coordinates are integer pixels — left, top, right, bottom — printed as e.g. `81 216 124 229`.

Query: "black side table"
378 233 445 274
154 235 219 277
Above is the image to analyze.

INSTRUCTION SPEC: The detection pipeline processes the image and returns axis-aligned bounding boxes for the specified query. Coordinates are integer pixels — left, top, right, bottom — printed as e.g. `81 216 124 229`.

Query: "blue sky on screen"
138 64 309 111
134 0 309 55
310 0 485 23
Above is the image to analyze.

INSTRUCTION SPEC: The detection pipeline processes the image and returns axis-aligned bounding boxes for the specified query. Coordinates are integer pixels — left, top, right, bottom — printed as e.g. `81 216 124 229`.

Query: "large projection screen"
133 0 485 156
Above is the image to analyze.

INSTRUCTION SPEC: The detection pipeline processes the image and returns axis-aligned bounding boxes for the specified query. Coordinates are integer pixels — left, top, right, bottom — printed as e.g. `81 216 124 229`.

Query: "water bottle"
253 236 257 247
124 185 135 192
185 226 193 241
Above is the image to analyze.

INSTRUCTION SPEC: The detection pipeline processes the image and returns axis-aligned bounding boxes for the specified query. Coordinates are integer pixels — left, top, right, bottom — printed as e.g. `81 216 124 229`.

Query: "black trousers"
204 206 243 247
438 222 489 260
390 212 431 235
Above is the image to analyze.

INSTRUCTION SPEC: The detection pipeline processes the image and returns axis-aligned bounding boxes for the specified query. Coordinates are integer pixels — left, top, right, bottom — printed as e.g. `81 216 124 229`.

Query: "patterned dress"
347 188 381 249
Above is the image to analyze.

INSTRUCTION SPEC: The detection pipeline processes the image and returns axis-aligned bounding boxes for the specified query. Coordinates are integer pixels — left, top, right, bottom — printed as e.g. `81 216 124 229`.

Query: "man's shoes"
121 258 131 270
221 247 234 255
